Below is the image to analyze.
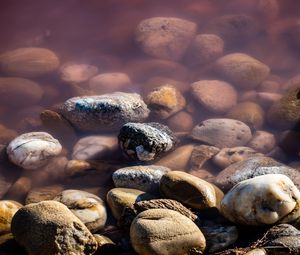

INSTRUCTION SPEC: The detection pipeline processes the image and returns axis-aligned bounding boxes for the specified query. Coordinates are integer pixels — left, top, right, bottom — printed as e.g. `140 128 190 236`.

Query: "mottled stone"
190 145 220 169
0 47 59 78
0 200 22 235
160 171 224 210
58 92 149 132
130 209 206 255
54 190 107 233
135 17 197 61
118 122 177 161
191 80 237 114
221 174 300 225
11 201 97 255
7 132 62 170
60 63 98 84
247 130 276 154
113 165 170 194
190 118 252 148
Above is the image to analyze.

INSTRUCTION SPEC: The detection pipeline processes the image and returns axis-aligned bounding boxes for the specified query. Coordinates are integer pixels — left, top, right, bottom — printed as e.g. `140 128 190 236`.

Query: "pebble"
282 73 300 91
5 176 32 201
58 92 149 132
190 145 220 170
89 72 131 94
0 77 43 108
220 174 300 225
160 171 224 210
118 122 177 161
25 185 64 204
190 118 252 148
257 92 282 108
11 200 97 255
212 147 263 168
247 130 276 153
186 34 224 66
130 209 206 255
267 86 300 129
106 188 155 220
245 248 267 255
0 47 60 78
7 132 62 170
112 165 170 194
214 53 270 89
0 200 22 235
257 80 280 93
93 234 118 254
135 17 197 61
215 156 300 191
226 102 265 129
72 135 119 161
54 189 107 233
60 63 98 84
166 111 194 132
146 85 186 119
0 124 17 144
191 80 237 114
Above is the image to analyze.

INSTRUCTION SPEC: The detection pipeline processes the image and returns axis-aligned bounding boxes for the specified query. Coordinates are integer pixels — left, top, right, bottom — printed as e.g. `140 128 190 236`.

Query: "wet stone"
6 132 62 170
190 118 252 148
58 92 149 132
54 189 107 233
220 174 300 225
167 111 194 132
112 165 170 194
190 145 220 169
0 200 22 235
130 209 206 255
25 185 64 205
60 63 98 84
118 122 177 161
247 130 276 154
11 200 97 255
93 234 119 254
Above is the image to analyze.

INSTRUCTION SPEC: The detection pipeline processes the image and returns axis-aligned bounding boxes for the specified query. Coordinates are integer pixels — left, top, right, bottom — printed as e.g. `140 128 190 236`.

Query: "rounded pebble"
247 130 276 153
0 200 22 235
60 63 98 84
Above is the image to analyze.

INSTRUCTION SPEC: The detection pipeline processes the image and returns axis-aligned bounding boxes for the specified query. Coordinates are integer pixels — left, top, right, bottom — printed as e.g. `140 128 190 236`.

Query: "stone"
11 201 97 255
130 209 206 255
267 86 300 130
214 157 300 191
60 63 98 84
7 132 62 170
93 234 118 254
112 165 170 194
89 72 131 94
245 248 267 255
0 124 17 144
0 77 43 108
257 80 280 93
166 111 194 132
212 147 263 168
282 74 300 91
0 200 22 235
58 92 149 132
191 80 237 114
135 17 197 61
72 135 119 161
247 130 276 154
54 190 107 233
190 145 220 170
214 53 270 89
25 185 64 205
155 144 194 170
186 34 224 66
190 118 252 148
160 171 224 210
5 176 32 201
118 122 177 161
106 188 155 220
0 47 59 78
226 102 265 130
257 92 282 108
220 174 300 225
146 85 186 119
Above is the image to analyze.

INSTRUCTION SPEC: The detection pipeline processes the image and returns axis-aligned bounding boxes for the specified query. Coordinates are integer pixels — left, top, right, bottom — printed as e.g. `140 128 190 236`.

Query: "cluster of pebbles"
1 1 300 255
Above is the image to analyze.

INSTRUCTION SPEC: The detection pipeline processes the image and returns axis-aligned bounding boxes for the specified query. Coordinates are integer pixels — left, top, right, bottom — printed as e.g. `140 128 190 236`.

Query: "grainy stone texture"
135 17 197 61
130 209 206 255
118 122 177 161
0 47 60 78
112 165 170 194
190 118 252 148
54 190 107 233
25 185 64 204
190 145 220 169
247 130 276 154
11 200 97 255
221 174 300 225
7 132 62 170
58 92 149 132
0 200 22 235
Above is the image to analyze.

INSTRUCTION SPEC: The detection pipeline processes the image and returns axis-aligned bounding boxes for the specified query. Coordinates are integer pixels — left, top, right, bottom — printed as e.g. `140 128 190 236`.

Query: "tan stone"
0 200 22 235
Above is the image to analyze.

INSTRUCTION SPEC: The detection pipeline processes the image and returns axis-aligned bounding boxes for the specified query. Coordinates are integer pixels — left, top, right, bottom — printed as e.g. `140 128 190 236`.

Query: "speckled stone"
0 200 22 235
130 209 206 255
190 118 252 148
118 122 177 161
58 92 149 132
54 189 107 233
11 200 97 255
113 165 170 194
221 174 300 225
7 132 62 170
